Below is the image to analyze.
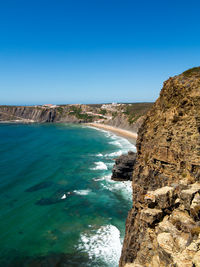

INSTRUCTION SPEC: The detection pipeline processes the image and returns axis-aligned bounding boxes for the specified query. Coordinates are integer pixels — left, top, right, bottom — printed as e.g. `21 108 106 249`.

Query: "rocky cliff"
0 105 93 123
104 103 153 133
119 67 200 266
0 103 152 134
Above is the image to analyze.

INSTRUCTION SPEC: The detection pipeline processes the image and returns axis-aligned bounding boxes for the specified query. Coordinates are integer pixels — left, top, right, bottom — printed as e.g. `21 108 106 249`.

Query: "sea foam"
96 153 103 157
91 161 108 170
73 189 91 195
104 150 122 157
78 224 122 266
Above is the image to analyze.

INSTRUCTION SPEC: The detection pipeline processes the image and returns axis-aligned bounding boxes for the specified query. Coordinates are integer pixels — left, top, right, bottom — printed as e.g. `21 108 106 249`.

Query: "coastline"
87 123 138 145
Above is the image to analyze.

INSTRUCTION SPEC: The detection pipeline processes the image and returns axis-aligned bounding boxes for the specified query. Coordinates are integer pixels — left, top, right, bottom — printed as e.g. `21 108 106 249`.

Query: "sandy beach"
87 123 138 144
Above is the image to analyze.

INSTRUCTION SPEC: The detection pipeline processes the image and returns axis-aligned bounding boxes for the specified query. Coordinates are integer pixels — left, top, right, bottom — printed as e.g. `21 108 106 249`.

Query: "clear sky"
0 0 200 105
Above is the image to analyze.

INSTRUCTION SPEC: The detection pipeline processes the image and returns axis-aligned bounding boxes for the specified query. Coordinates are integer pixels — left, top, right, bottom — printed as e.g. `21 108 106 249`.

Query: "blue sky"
0 0 200 105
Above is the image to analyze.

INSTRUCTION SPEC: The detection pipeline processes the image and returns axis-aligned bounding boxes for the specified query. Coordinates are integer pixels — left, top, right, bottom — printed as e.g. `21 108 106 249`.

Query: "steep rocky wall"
0 105 149 133
105 114 144 133
120 67 200 266
0 106 81 123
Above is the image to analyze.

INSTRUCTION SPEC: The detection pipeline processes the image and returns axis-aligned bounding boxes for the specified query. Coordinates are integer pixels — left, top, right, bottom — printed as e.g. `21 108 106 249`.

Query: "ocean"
0 123 136 267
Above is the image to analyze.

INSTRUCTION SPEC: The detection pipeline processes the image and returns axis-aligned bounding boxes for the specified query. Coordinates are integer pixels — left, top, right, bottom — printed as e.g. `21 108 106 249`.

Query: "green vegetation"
68 106 94 122
99 109 107 115
56 107 64 114
112 111 118 118
182 67 200 77
123 103 153 124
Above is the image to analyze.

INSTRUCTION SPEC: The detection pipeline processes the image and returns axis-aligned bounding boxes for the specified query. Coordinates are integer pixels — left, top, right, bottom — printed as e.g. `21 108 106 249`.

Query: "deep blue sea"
0 123 136 267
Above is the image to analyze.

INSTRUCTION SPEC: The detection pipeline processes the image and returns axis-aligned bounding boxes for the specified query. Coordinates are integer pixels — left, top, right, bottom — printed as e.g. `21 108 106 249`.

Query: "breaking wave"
98 174 132 201
77 225 122 266
91 161 108 170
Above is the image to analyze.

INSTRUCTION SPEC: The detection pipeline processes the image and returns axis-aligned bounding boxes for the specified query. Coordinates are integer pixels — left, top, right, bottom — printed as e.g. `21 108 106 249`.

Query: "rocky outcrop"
120 67 200 266
112 151 137 181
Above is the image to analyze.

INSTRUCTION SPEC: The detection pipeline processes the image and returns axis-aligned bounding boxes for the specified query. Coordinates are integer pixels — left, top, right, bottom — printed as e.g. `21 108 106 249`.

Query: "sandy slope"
87 123 138 144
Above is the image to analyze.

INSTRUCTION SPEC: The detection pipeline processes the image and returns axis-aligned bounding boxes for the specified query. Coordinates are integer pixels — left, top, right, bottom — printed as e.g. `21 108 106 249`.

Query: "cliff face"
0 104 152 134
120 67 200 266
0 106 84 123
104 103 153 133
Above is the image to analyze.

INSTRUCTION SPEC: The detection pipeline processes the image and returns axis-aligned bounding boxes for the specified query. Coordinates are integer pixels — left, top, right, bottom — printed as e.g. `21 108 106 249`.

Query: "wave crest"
73 189 91 195
91 162 108 170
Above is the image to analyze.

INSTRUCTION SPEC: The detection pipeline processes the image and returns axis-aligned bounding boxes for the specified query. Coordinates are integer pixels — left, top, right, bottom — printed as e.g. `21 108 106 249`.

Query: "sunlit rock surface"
120 67 200 267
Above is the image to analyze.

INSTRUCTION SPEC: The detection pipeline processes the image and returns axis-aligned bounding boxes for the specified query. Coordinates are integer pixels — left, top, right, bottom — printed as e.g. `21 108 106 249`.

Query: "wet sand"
87 123 138 145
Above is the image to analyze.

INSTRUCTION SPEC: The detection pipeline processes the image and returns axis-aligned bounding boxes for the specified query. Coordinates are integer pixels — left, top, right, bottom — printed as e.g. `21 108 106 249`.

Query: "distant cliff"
0 103 153 133
0 105 81 123
104 103 153 133
118 67 200 266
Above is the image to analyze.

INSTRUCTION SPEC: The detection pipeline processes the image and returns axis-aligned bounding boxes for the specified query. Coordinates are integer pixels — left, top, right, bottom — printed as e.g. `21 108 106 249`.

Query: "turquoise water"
0 123 135 267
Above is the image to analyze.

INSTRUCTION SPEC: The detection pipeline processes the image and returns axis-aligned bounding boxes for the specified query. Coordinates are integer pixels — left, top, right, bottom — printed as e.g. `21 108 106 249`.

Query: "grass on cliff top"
123 103 153 124
182 67 200 77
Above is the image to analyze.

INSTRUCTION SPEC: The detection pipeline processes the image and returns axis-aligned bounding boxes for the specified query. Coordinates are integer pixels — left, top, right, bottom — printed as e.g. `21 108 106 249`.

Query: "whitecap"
77 224 122 266
106 162 114 168
109 181 132 200
96 153 103 157
93 177 105 181
91 162 108 170
104 150 122 157
97 174 132 201
73 189 91 195
109 140 122 147
61 194 66 199
93 174 112 182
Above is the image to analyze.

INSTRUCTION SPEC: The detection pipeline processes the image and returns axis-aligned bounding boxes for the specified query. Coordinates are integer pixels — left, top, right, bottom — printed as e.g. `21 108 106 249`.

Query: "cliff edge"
120 67 200 266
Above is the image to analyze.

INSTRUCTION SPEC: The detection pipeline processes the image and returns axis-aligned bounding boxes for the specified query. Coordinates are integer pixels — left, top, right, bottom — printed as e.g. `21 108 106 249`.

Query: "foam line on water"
96 153 103 157
95 174 132 201
104 150 122 157
77 224 122 266
91 162 108 170
87 125 136 154
73 189 91 195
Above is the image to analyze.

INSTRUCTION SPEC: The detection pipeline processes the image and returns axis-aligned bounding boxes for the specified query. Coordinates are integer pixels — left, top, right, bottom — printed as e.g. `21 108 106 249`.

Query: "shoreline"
0 120 138 145
87 123 138 145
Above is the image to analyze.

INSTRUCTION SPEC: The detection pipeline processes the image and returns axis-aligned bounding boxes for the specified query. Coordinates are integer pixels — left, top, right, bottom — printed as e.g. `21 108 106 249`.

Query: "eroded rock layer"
120 67 200 267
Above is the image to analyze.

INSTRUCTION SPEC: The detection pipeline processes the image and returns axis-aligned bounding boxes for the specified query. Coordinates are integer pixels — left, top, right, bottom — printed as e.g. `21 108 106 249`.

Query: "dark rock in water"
35 190 73 206
25 181 53 192
111 151 136 181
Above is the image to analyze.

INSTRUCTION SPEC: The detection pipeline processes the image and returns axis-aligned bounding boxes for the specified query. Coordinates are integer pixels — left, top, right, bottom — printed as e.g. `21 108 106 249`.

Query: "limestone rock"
180 183 200 210
144 186 175 209
140 208 163 225
119 67 200 267
190 192 200 220
157 232 175 254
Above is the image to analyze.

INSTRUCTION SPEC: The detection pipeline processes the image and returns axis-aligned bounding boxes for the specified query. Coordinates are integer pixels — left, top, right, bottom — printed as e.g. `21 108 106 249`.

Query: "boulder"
112 151 136 181
140 208 163 225
180 183 200 210
144 186 175 209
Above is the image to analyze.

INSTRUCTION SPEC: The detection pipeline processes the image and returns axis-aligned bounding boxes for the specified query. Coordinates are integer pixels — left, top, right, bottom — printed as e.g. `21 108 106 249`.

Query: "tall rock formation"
120 67 200 266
